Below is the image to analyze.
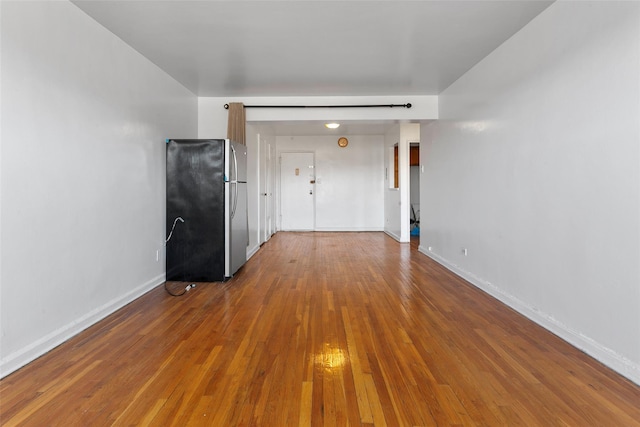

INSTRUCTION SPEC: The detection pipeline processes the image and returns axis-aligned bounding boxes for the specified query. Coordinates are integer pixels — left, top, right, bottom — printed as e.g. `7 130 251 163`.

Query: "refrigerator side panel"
166 139 225 281
224 179 231 278
224 141 231 277
231 182 248 275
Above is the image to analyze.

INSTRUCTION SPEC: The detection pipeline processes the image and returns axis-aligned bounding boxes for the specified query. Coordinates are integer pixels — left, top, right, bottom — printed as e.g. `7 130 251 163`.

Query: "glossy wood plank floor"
1 232 639 426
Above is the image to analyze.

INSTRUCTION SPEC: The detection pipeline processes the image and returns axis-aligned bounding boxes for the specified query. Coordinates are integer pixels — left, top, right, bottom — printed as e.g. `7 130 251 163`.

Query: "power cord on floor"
164 216 191 296
164 282 196 297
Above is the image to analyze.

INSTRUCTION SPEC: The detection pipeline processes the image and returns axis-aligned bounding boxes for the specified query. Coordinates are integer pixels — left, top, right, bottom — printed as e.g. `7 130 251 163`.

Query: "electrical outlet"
156 250 160 262
462 248 468 256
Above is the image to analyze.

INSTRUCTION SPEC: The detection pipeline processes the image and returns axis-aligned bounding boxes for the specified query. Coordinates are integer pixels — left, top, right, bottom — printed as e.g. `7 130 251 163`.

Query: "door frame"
258 136 276 244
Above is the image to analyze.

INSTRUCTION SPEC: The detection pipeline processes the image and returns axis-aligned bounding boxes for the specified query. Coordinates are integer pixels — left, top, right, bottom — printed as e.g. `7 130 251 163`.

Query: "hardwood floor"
1 232 639 426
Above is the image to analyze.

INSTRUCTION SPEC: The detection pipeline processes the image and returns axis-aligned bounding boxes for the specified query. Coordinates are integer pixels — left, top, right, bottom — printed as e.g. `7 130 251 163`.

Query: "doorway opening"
409 143 420 238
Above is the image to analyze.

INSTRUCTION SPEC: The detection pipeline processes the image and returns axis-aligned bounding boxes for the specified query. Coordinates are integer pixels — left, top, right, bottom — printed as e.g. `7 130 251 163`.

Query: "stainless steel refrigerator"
165 139 248 282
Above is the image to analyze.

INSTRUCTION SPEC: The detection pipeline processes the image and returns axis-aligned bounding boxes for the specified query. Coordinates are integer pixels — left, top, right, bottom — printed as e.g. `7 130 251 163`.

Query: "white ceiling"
72 0 554 98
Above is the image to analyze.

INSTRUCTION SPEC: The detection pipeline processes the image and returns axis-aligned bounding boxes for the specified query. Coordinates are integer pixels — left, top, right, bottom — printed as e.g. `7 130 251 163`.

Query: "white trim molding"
0 275 165 379
418 245 640 386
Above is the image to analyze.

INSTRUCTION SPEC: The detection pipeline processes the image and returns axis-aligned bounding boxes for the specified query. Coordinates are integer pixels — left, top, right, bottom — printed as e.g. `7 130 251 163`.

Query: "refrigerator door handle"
231 144 238 182
230 145 239 219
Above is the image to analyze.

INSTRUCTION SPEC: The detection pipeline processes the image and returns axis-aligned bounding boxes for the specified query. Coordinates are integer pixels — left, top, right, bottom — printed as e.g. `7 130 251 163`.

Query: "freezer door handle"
230 145 239 219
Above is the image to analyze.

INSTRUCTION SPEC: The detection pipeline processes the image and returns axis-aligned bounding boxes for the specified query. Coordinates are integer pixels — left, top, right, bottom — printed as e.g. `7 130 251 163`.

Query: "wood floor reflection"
1 232 639 426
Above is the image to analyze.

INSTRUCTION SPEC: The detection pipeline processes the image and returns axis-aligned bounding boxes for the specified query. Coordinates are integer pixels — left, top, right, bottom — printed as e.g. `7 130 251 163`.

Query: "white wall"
276 135 384 231
0 1 197 377
420 1 640 384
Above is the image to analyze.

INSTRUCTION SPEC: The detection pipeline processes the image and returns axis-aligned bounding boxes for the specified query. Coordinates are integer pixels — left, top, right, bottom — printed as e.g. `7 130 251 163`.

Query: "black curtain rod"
223 103 411 109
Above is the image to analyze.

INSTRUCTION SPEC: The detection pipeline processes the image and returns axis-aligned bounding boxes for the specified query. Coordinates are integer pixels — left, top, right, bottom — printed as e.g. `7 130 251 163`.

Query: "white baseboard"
0 274 165 379
384 230 401 242
314 227 384 232
418 246 640 386
246 244 260 260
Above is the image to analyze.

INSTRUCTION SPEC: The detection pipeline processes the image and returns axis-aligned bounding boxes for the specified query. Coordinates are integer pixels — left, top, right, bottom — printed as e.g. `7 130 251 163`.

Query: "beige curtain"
226 102 246 145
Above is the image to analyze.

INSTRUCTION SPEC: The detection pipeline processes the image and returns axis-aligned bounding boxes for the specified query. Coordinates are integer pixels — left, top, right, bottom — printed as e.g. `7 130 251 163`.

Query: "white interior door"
264 142 274 241
258 138 276 243
259 137 267 244
280 152 315 231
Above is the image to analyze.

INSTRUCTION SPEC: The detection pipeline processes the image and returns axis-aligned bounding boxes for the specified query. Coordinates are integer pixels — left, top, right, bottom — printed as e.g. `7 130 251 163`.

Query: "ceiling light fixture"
325 123 340 129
